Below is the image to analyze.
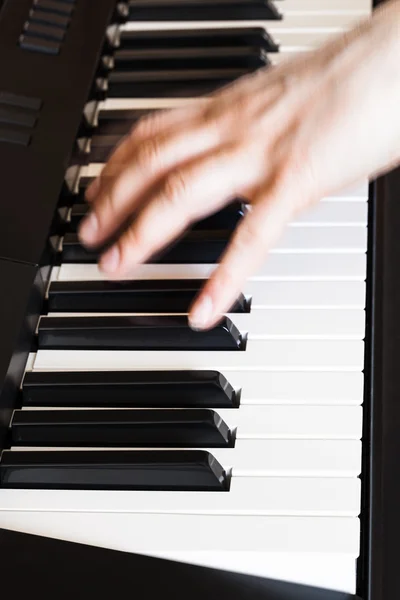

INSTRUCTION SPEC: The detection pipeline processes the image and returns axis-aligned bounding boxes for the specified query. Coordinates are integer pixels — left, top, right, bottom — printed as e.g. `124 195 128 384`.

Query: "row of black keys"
1 369 237 491
97 27 278 98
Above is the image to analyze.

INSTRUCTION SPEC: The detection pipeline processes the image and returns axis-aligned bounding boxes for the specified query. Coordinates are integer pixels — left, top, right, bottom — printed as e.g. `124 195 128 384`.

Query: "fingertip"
99 245 120 275
188 293 214 331
78 212 99 246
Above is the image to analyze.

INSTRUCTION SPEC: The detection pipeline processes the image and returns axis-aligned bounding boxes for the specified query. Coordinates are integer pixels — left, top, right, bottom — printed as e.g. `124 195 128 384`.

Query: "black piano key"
37 315 245 351
96 108 156 135
68 202 245 231
22 370 238 409
127 0 282 21
112 46 267 72
106 67 257 98
119 27 279 52
11 409 233 448
0 450 228 491
62 230 230 264
47 279 249 314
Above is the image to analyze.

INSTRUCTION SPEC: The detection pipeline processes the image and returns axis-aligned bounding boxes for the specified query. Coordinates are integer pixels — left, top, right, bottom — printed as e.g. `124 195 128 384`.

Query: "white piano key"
49 308 365 337
219 405 363 439
277 225 367 251
294 201 368 224
98 97 206 111
280 0 370 12
9 440 362 476
0 477 361 515
56 253 367 281
245 280 366 307
34 339 365 371
0 511 360 553
231 370 364 404
121 14 364 34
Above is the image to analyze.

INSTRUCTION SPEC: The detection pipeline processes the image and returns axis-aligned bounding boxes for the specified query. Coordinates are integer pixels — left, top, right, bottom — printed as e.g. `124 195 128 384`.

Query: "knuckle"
131 115 154 139
135 138 162 171
162 169 189 207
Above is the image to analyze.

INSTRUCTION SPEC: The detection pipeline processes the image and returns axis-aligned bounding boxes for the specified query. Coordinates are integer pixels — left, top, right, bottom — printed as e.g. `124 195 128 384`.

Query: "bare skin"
79 0 400 330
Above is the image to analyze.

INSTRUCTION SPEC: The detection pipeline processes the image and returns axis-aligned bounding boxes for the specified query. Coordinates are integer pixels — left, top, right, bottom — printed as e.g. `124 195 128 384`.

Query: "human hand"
79 0 400 330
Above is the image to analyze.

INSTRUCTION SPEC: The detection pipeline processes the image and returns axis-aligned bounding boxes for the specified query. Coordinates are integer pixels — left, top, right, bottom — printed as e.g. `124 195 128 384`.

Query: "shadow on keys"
0 528 360 600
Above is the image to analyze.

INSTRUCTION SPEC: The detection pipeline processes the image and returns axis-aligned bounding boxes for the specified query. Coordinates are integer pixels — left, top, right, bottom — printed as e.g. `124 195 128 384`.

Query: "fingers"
79 115 224 249
98 145 260 277
85 104 202 202
188 184 295 330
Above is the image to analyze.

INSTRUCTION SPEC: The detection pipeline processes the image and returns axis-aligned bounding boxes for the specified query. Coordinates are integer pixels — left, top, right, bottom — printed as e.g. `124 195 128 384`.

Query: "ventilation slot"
0 92 42 147
19 0 77 55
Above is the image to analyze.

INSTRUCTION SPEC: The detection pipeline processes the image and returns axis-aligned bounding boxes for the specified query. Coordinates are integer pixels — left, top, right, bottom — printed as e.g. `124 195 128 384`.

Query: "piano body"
0 0 398 598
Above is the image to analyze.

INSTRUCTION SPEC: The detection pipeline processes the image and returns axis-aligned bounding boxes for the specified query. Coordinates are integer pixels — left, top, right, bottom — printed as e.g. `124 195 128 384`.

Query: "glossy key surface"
0 450 228 491
37 315 245 351
22 370 238 408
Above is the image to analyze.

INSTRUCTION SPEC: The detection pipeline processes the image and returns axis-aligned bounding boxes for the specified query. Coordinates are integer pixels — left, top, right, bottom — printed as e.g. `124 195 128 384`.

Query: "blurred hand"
79 0 400 330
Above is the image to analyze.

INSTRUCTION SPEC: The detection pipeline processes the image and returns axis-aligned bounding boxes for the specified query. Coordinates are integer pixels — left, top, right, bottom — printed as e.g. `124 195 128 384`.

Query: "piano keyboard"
0 0 372 596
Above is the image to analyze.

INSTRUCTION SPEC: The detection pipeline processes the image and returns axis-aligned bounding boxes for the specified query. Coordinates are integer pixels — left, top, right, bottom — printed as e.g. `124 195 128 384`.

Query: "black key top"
127 0 282 21
47 279 249 314
119 27 279 52
62 231 231 264
22 370 238 408
38 315 244 351
68 202 245 231
106 67 257 98
0 450 228 491
11 409 233 448
112 46 267 71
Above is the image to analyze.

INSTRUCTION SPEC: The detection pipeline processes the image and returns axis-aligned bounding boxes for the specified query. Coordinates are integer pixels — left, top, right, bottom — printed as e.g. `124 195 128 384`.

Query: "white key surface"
34 338 365 370
57 253 367 280
0 477 361 515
